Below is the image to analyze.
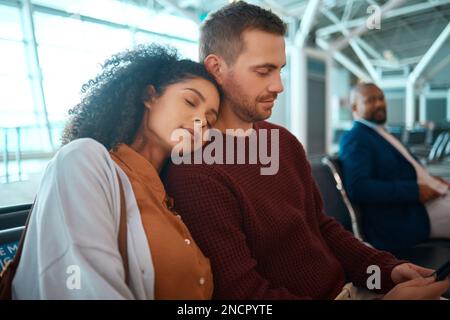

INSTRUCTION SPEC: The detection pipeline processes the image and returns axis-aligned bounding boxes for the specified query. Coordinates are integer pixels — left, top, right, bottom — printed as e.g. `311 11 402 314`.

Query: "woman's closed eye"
185 98 196 107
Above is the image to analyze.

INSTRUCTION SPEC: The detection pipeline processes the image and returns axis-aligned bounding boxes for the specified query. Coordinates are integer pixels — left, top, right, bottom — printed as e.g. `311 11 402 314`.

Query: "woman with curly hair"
11 44 220 299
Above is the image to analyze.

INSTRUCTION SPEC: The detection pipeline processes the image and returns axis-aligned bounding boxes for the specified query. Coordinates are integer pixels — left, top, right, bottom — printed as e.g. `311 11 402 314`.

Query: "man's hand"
419 184 442 203
391 263 435 284
383 277 450 300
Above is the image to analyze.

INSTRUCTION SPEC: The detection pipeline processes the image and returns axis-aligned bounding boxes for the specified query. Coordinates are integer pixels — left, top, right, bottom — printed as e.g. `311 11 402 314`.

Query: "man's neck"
214 100 253 133
354 117 385 130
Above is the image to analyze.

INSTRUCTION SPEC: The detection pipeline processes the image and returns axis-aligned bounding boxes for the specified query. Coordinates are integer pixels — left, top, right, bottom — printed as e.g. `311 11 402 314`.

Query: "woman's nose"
193 117 207 128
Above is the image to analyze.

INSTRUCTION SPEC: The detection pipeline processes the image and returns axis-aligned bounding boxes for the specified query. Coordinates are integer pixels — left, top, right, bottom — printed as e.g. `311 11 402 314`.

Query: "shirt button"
199 277 205 285
185 239 191 245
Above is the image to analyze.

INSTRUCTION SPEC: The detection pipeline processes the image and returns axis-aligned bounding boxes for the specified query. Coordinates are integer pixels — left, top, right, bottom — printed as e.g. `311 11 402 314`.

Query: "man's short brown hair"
199 1 287 64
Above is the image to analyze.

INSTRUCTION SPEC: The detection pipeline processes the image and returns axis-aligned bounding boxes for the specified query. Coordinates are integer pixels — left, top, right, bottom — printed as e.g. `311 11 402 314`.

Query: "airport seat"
311 156 365 241
387 126 404 142
0 204 30 269
405 128 428 147
428 132 450 163
431 127 450 146
0 204 31 230
312 155 450 298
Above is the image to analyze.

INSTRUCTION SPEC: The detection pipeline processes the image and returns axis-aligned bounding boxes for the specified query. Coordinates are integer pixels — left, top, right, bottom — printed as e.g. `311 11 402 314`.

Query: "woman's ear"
142 85 157 110
204 54 226 85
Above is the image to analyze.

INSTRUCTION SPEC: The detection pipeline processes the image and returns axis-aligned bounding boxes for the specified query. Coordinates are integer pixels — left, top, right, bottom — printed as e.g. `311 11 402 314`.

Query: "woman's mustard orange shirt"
110 144 213 300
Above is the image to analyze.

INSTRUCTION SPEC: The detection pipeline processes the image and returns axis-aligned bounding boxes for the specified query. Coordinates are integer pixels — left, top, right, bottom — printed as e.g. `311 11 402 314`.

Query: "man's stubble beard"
221 72 270 123
369 109 387 125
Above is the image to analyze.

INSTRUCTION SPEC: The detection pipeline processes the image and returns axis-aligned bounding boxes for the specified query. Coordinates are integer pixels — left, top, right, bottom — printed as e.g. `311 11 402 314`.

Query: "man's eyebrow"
183 88 205 102
252 63 286 69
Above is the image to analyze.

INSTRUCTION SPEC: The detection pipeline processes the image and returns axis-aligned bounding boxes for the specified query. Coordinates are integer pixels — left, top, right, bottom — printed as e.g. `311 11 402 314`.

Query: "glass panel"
0 40 29 76
0 5 22 41
0 75 35 127
33 0 151 26
137 13 199 41
0 1 200 207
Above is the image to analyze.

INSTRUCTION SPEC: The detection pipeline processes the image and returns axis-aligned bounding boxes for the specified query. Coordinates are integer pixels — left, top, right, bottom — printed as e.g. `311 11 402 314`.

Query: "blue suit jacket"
339 121 430 250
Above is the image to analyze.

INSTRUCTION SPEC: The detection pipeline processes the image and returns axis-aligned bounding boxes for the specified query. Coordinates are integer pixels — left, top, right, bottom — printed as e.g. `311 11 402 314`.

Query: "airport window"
0 0 199 206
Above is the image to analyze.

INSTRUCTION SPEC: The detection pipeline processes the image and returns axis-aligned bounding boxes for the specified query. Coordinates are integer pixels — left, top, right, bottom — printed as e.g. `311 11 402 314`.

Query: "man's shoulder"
341 122 369 143
349 121 383 141
256 120 290 134
163 159 224 186
256 121 302 144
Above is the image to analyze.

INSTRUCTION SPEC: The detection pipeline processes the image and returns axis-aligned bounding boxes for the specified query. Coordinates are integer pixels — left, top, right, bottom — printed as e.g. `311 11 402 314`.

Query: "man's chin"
373 119 387 125
256 110 272 122
257 105 273 120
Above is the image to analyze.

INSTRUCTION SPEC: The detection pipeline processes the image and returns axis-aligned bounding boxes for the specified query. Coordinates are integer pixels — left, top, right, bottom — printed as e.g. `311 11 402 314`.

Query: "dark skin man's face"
353 85 387 125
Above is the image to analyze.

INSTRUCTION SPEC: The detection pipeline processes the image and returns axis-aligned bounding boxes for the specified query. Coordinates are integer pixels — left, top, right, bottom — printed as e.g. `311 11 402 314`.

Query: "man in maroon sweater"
163 2 449 299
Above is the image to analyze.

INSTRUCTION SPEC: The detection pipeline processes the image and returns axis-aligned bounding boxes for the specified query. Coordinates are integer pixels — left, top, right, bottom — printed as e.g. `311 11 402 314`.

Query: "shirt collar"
355 118 387 131
110 143 166 203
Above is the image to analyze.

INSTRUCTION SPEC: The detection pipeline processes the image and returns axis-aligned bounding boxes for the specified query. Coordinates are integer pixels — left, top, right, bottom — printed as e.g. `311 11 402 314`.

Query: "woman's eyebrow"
183 88 205 102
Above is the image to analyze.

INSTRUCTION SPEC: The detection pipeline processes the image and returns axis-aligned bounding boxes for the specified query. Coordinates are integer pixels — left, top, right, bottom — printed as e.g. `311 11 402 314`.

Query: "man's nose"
268 73 284 93
376 99 386 109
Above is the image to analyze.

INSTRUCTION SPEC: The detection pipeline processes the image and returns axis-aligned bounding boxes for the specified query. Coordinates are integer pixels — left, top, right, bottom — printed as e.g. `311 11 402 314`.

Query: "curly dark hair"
61 44 220 150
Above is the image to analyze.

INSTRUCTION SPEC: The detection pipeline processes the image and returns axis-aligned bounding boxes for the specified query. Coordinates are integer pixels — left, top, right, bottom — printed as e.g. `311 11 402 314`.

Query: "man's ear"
204 54 226 84
142 85 157 110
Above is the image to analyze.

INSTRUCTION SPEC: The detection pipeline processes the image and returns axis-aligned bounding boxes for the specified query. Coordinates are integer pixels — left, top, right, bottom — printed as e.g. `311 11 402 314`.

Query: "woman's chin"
171 140 205 157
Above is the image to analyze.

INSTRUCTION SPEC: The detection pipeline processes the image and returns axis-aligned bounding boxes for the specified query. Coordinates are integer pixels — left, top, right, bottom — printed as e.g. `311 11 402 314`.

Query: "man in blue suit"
340 83 450 251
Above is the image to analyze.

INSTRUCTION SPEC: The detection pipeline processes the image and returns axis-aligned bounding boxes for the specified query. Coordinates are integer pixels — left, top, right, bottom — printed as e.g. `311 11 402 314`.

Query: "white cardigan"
12 138 155 299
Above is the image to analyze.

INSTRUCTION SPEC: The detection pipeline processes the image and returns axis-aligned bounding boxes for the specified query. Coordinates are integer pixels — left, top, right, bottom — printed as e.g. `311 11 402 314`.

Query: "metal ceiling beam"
316 38 372 82
294 0 321 48
287 45 307 145
341 0 354 22
154 0 199 24
282 1 308 17
320 8 380 82
329 0 406 52
262 0 295 18
317 0 450 38
356 39 383 60
408 22 450 87
420 51 450 84
406 21 450 127
21 0 54 149
370 55 422 69
351 42 380 82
